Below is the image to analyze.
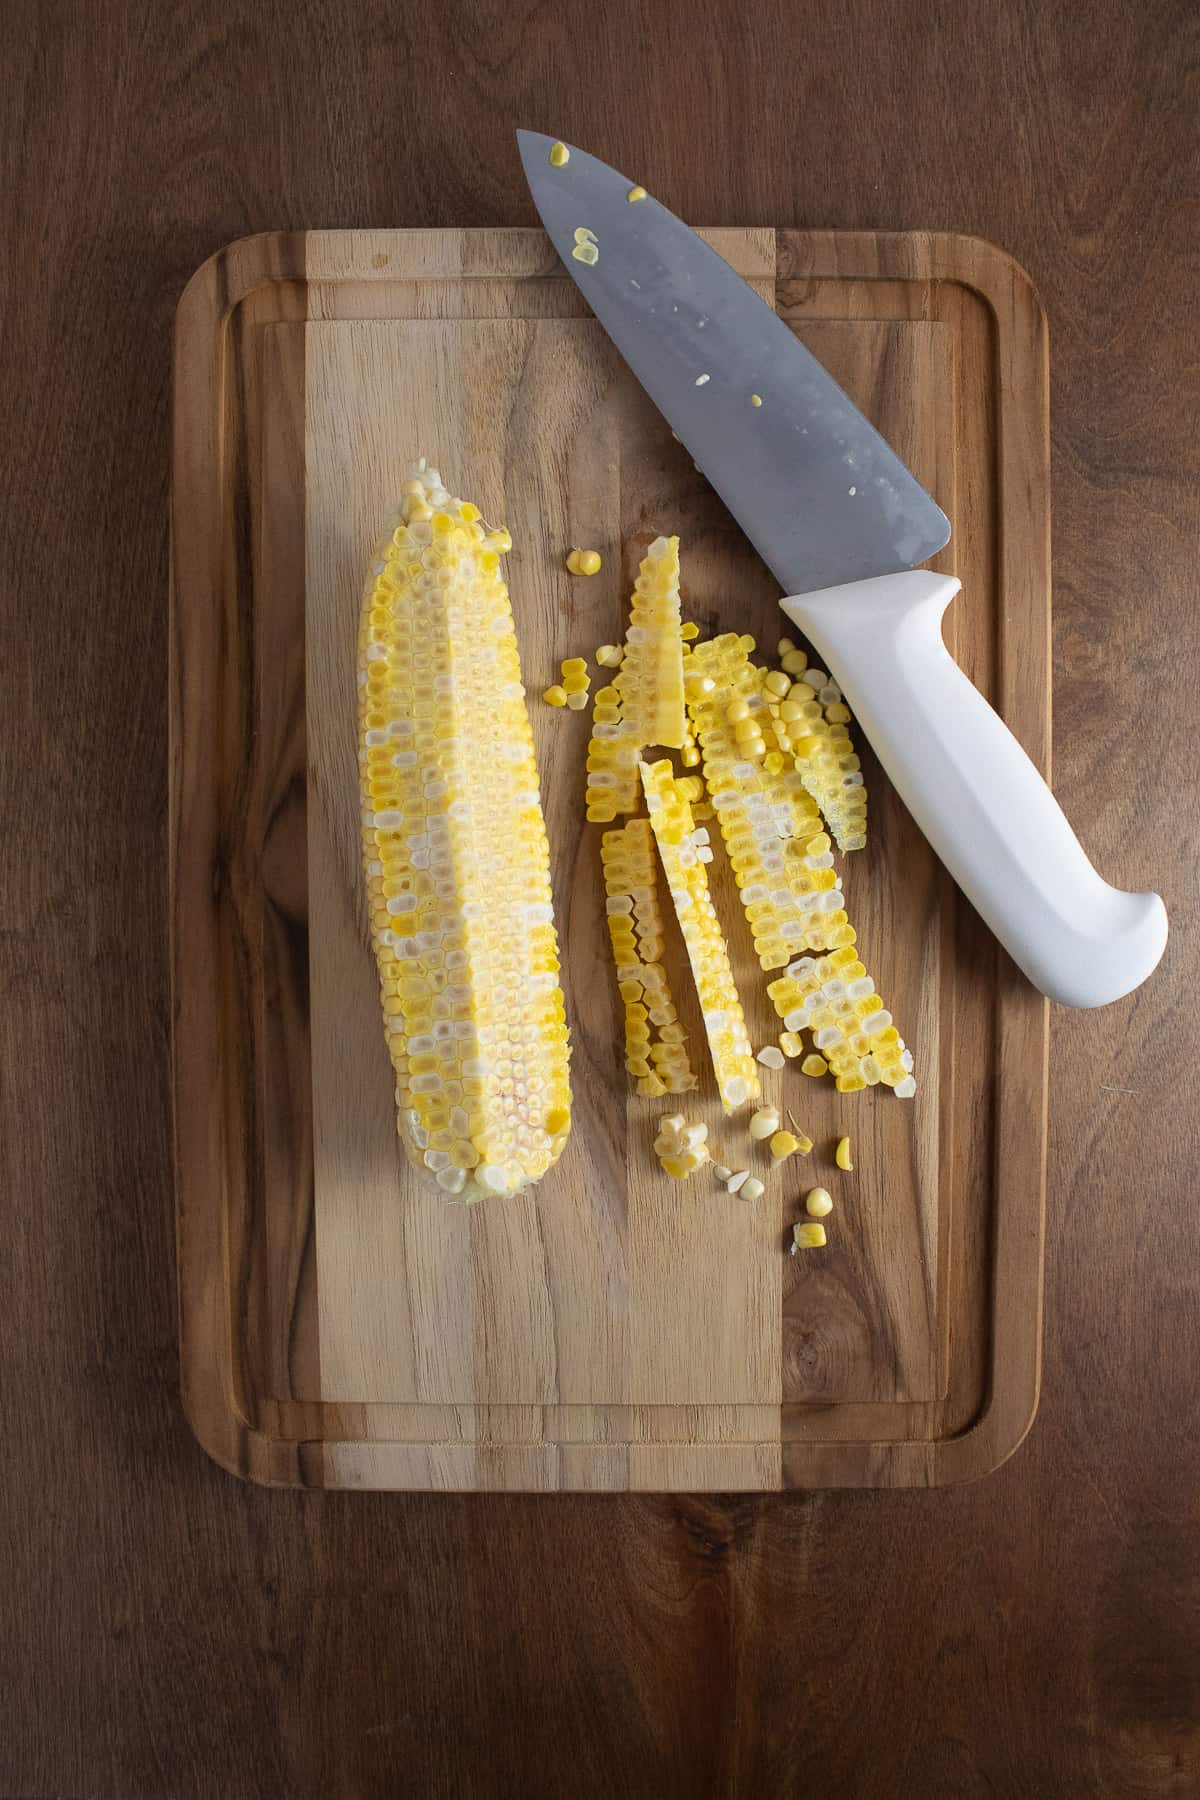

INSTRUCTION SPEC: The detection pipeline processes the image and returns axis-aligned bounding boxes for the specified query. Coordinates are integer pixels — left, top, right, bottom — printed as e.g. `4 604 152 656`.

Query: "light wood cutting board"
171 227 1049 1490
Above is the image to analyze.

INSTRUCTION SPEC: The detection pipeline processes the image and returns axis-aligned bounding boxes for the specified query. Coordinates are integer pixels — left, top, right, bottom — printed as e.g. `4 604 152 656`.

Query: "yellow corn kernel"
358 462 570 1201
549 141 570 167
804 1187 834 1218
769 1130 800 1161
835 1135 853 1171
571 242 599 266
791 1220 827 1251
680 621 700 641
542 684 568 706
801 1054 829 1078
562 672 590 694
595 643 623 666
779 1031 803 1058
627 184 647 202
763 670 791 699
750 393 763 407
566 549 602 576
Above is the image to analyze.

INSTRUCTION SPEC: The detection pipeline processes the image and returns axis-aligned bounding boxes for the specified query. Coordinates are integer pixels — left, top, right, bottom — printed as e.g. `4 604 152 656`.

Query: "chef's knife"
518 130 1166 1009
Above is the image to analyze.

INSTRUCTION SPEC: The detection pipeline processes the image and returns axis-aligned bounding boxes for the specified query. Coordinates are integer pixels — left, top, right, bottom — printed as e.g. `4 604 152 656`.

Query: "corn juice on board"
172 227 1049 1490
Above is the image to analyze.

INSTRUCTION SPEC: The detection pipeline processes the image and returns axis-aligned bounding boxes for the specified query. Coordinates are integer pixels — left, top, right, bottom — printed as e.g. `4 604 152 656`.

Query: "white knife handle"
781 571 1167 1009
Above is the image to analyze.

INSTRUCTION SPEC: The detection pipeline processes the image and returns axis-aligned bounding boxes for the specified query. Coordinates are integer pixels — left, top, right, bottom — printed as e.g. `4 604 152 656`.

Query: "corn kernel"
791 1220 827 1251
562 672 590 694
756 1045 785 1070
769 1130 800 1161
740 1177 766 1201
542 685 568 706
835 1135 853 1171
549 141 570 167
627 185 647 202
595 643 623 666
804 1187 834 1218
750 393 763 407
565 691 589 710
571 242 599 266
566 548 602 576
779 1031 803 1058
801 1054 829 1078
749 1107 781 1141
680 621 700 641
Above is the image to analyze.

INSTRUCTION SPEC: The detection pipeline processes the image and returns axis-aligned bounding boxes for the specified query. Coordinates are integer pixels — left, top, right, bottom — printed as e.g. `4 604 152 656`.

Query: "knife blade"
518 131 1167 1009
517 128 950 594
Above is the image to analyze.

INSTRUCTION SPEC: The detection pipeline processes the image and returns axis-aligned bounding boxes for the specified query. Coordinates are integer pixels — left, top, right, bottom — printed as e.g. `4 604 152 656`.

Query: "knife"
518 130 1167 1010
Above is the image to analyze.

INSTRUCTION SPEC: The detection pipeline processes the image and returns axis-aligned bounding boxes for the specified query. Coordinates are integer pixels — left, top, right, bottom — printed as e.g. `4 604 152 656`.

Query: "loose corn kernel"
627 184 647 202
711 1163 732 1182
641 758 758 1111
566 549 602 576
801 1054 829 1078
769 1130 800 1161
358 462 570 1202
680 621 700 641
542 685 568 707
791 1220 827 1251
805 1187 834 1218
749 1107 780 1140
724 1169 750 1194
835 1135 853 1171
740 1177 766 1201
750 393 763 407
549 141 570 166
565 691 590 710
572 241 599 266
595 643 623 666
756 1045 785 1070
779 1031 803 1058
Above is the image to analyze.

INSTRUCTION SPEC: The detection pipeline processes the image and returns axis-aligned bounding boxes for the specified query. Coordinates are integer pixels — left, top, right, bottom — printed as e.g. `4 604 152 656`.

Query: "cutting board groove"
171 227 1049 1490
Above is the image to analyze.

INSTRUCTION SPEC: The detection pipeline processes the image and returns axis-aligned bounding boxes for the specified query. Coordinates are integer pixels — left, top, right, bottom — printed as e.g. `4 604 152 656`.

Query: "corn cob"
585 536 685 821
767 948 915 1095
600 819 696 1096
357 462 571 1198
683 633 855 965
639 759 759 1111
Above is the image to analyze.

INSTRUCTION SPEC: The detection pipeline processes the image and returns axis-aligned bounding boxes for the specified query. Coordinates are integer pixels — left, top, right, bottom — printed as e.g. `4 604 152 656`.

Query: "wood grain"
172 225 1048 1490
4 0 1197 1791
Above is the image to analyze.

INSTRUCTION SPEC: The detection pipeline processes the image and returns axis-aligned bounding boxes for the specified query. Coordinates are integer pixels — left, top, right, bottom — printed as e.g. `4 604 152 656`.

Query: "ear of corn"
639 759 759 1112
585 536 685 821
358 462 571 1199
600 819 696 1096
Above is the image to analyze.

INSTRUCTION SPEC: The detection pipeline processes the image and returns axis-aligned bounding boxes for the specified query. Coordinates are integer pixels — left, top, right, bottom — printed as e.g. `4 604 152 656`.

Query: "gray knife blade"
517 129 950 595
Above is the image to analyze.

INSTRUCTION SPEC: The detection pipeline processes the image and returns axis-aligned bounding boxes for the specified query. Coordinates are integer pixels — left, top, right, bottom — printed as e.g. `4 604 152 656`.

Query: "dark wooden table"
3 2 1196 1794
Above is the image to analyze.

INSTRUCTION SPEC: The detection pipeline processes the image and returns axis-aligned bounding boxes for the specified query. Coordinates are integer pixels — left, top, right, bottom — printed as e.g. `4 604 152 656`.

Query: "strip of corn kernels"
762 658 867 851
684 634 855 964
585 536 686 822
600 819 697 1097
766 949 915 1095
639 760 759 1111
358 464 572 1198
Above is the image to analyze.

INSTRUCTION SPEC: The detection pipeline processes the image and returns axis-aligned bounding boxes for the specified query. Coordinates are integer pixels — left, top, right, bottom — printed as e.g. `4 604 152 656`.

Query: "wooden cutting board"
171 227 1049 1491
